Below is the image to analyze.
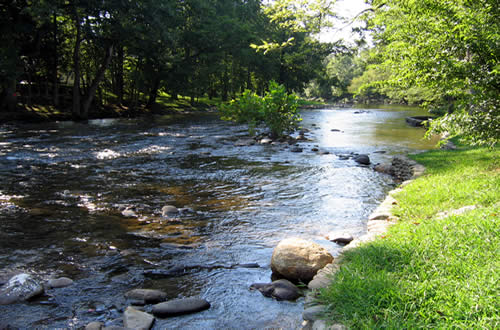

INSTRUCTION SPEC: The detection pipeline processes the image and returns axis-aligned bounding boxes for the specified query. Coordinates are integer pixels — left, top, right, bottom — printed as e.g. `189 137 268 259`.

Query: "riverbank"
313 143 499 328
0 97 327 124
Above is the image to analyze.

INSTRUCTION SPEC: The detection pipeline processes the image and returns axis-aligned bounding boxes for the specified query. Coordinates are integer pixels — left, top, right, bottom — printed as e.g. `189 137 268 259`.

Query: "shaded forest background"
0 0 498 146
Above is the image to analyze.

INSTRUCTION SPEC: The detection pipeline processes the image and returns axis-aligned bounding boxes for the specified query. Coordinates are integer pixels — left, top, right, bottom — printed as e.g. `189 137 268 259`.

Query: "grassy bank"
317 145 499 328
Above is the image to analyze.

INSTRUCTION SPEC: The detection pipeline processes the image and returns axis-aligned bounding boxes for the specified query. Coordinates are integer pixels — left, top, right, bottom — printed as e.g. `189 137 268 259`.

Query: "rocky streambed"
0 107 439 329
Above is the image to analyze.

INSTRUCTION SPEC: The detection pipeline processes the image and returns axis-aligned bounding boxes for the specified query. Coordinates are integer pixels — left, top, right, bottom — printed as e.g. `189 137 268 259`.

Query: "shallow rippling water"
0 106 438 329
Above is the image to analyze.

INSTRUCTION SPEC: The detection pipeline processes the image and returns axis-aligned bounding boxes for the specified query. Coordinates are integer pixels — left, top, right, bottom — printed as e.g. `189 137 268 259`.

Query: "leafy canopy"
365 0 499 146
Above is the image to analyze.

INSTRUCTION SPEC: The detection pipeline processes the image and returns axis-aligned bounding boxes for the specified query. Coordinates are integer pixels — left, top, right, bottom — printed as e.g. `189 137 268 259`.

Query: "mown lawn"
317 145 499 328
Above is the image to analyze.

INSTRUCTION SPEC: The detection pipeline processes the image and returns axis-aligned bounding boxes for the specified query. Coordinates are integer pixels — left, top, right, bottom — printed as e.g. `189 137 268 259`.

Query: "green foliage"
317 145 500 328
364 0 500 146
0 0 338 117
220 81 301 137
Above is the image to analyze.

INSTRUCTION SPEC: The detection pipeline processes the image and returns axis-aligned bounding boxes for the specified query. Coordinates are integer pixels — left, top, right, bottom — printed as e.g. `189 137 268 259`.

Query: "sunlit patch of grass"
317 145 500 328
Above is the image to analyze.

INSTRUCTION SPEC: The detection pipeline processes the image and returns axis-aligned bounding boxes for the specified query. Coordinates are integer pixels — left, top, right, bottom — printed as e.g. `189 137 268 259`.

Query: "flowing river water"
0 106 439 329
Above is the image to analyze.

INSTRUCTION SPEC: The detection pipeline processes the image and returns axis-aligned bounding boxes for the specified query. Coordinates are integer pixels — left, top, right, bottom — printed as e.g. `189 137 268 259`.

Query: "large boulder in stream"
0 273 44 305
271 238 333 283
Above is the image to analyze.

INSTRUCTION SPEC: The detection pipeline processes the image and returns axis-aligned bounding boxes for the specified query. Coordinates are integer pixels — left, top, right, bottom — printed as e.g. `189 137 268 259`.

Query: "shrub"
219 81 301 138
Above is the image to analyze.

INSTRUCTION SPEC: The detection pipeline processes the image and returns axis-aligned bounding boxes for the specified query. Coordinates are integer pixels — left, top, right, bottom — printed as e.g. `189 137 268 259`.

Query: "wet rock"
326 233 354 246
119 249 136 257
249 279 300 301
121 208 137 217
233 263 260 269
354 154 370 165
178 207 194 214
0 273 44 305
259 138 273 144
234 139 255 147
271 238 333 283
319 151 330 155
330 129 342 132
290 146 303 153
47 277 74 289
161 205 178 217
152 297 210 317
85 321 104 330
295 135 306 141
125 289 167 304
337 154 350 160
311 147 319 152
123 306 155 329
374 163 393 174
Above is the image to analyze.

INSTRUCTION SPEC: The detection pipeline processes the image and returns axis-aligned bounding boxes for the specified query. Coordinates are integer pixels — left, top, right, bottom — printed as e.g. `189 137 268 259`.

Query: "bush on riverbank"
317 145 499 328
219 81 301 138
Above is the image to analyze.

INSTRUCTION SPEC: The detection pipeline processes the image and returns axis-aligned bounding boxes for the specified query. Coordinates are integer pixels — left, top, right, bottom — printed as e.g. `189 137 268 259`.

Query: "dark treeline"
0 0 338 120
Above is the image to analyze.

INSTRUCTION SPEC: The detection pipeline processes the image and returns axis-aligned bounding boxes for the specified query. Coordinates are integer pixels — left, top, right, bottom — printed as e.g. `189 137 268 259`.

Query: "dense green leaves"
365 0 499 146
1 0 339 119
220 81 301 137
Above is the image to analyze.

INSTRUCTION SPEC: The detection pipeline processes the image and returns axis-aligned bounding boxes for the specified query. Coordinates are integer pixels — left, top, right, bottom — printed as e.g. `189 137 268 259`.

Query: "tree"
365 0 499 146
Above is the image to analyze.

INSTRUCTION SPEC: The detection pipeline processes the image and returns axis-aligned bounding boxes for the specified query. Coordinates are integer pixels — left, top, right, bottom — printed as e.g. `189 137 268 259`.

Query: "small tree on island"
219 81 302 138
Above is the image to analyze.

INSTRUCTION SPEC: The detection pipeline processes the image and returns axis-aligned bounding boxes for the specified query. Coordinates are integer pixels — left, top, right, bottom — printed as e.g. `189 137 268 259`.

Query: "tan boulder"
271 238 333 283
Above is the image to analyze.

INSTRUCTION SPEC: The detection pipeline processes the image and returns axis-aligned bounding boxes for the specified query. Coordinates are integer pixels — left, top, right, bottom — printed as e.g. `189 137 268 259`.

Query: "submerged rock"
152 297 210 317
271 238 333 283
0 273 44 305
47 277 74 289
249 279 301 301
234 139 255 147
124 306 155 329
125 289 167 304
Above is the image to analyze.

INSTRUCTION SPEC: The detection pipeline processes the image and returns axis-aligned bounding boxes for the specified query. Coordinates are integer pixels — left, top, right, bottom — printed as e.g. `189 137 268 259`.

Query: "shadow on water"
0 106 437 329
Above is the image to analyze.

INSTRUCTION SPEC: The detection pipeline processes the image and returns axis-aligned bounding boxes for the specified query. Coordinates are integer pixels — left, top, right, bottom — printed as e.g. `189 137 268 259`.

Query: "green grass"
317 145 500 329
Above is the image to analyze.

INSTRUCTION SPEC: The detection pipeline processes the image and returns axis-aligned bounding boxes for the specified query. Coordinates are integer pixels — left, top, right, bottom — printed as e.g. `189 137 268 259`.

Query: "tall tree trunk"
52 12 59 107
81 44 114 118
146 77 160 109
72 10 82 120
115 46 124 104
